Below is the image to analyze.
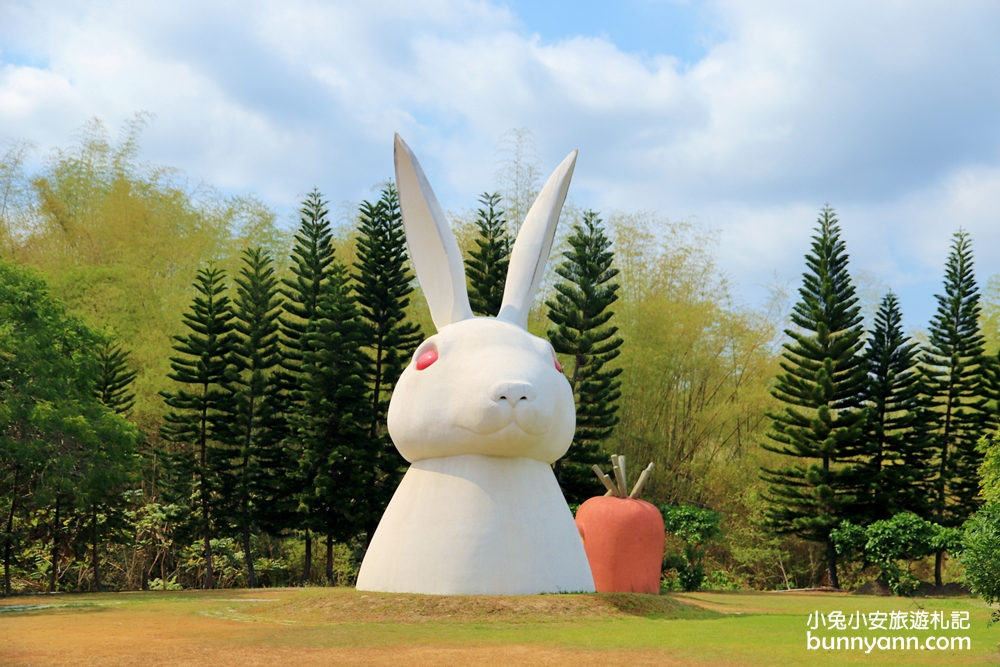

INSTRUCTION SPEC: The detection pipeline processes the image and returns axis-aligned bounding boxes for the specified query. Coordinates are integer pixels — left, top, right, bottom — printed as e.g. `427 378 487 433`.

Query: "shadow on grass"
0 602 111 616
599 593 723 620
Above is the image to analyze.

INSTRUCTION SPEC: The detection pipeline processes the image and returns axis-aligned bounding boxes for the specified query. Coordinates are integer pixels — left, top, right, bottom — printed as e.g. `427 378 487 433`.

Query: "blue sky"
503 0 716 64
2 1 1000 332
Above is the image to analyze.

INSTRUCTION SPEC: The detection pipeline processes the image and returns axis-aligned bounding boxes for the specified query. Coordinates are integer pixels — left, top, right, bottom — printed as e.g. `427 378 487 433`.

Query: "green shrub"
959 502 1000 626
660 505 722 592
831 513 955 596
147 576 182 591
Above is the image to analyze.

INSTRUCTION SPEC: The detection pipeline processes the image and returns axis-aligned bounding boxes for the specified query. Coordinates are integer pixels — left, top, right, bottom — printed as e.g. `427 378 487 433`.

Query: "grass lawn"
1 588 997 666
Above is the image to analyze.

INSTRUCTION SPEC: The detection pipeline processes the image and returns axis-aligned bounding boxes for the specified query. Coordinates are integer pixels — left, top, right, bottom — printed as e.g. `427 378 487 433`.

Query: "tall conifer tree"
279 189 336 580
351 185 421 545
160 266 235 589
91 340 139 591
922 230 994 585
94 342 137 415
291 263 371 579
761 206 868 590
546 210 623 504
220 247 283 589
282 190 336 390
863 293 932 521
465 192 510 317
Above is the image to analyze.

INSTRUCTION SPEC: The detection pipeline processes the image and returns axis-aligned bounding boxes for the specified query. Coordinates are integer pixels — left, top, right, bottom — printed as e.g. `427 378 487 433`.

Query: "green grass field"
1 588 997 666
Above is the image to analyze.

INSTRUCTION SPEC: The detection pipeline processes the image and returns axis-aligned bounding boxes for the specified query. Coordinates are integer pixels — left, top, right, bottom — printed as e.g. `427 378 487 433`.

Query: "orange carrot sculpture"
575 455 664 594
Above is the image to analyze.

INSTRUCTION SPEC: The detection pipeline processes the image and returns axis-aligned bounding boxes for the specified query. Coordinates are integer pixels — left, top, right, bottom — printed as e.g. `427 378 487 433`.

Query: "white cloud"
1 0 999 324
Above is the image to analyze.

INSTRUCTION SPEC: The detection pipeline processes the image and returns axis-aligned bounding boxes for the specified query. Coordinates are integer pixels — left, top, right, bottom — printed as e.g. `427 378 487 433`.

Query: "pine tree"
94 342 137 415
863 293 933 521
291 263 372 577
546 210 623 504
279 189 336 581
282 189 336 389
91 339 139 591
922 230 994 585
220 247 283 589
761 206 868 590
351 185 422 547
465 192 510 317
159 265 235 589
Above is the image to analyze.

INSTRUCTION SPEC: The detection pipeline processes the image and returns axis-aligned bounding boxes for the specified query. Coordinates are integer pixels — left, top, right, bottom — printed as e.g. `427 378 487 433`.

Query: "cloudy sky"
2 0 999 330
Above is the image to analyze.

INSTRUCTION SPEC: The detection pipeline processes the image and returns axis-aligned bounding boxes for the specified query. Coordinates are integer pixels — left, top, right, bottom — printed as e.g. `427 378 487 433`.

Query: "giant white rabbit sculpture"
355 135 596 595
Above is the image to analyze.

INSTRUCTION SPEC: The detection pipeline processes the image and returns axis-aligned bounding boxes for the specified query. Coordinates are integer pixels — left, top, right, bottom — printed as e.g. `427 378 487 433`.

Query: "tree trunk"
151 450 158 499
4 467 18 596
365 342 385 556
326 534 334 585
826 537 840 590
2 548 9 596
201 460 213 589
370 341 384 440
242 522 257 589
200 389 214 590
935 387 954 590
203 530 214 589
92 503 102 592
300 531 312 585
48 497 60 593
241 393 257 590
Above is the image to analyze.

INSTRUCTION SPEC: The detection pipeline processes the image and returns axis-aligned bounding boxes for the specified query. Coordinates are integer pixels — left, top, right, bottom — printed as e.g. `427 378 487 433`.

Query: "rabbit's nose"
490 381 537 406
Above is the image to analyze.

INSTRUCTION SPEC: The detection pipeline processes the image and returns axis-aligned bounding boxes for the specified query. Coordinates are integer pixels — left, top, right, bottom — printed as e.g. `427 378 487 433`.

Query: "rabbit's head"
387 135 577 464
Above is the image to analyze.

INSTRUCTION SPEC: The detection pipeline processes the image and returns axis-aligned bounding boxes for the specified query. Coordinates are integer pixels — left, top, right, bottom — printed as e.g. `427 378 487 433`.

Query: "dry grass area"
1 588 997 667
253 587 715 623
0 590 721 667
0 607 701 667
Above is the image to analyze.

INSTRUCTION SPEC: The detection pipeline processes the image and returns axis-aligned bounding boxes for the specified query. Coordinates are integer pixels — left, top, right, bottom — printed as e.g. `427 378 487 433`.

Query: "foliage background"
3 119 1000 593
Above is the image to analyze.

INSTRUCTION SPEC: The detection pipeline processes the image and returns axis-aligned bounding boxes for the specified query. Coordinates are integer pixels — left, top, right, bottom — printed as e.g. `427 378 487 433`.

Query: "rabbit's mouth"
457 404 550 437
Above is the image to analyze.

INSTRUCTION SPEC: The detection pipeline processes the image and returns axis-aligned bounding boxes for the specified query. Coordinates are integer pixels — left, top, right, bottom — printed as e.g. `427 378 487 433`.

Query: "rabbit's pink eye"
416 349 438 370
554 358 563 373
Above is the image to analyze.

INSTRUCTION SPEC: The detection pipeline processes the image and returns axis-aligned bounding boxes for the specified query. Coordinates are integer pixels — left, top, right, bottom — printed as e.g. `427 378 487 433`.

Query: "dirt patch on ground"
671 592 772 615
915 582 972 597
599 592 717 619
852 580 895 596
244 588 715 623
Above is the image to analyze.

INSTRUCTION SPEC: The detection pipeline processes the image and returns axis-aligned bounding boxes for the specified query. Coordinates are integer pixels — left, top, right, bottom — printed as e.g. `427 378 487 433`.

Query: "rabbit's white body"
356 135 595 595
357 455 592 594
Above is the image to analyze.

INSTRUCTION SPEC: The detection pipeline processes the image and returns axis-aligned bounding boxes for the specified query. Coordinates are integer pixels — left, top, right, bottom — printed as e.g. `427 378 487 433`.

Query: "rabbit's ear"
497 150 577 329
394 134 474 330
